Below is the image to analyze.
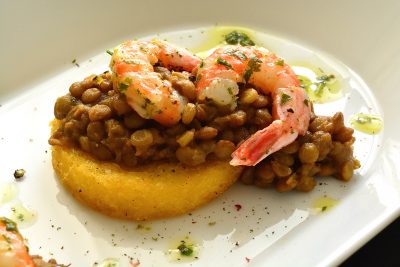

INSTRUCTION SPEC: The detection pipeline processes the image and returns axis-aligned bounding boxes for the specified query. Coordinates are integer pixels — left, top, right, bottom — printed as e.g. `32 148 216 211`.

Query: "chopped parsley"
317 74 336 82
1 217 17 232
124 77 133 84
216 57 232 69
119 83 129 92
321 206 327 212
243 57 262 83
281 93 292 105
225 31 255 46
226 49 247 60
298 75 311 90
142 97 154 110
355 115 372 125
275 59 285 66
106 49 114 56
178 241 193 256
298 71 337 100
315 74 336 96
233 50 247 60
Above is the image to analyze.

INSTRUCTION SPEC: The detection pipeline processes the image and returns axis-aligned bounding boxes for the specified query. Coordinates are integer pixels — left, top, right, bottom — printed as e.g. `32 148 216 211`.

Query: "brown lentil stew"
240 112 360 192
49 69 360 193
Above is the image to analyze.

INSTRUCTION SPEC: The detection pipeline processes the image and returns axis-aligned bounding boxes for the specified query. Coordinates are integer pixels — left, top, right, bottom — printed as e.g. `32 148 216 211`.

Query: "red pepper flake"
234 204 242 211
245 257 251 263
191 220 197 224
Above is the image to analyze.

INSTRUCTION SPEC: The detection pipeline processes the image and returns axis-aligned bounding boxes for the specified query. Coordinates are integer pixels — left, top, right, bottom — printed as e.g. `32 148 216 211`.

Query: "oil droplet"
0 182 18 205
350 113 383 135
94 258 120 267
166 236 200 262
9 202 37 228
192 26 256 57
292 64 342 103
312 196 338 213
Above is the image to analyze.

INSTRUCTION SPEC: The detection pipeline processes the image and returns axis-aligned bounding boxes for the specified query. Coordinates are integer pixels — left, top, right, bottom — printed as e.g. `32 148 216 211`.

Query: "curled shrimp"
196 45 311 166
110 40 201 126
0 217 34 267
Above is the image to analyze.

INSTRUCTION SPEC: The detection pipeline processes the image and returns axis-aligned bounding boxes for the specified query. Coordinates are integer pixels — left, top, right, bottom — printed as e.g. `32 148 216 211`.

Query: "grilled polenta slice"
51 123 242 220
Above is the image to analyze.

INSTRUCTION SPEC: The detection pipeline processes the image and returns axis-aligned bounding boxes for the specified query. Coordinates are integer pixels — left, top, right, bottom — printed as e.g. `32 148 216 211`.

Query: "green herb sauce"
225 30 255 46
350 113 383 134
191 26 256 58
292 64 342 103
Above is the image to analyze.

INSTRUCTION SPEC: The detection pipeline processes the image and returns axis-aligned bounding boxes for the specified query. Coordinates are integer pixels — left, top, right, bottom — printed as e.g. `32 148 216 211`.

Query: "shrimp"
110 40 201 126
0 217 35 267
196 45 311 166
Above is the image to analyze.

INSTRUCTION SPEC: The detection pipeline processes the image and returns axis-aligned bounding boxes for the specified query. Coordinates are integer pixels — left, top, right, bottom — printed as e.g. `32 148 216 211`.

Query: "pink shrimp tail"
230 121 298 166
231 86 311 166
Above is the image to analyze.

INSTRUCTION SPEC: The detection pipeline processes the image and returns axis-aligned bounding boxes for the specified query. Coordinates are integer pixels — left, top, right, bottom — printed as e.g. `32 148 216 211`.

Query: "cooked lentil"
49 69 360 193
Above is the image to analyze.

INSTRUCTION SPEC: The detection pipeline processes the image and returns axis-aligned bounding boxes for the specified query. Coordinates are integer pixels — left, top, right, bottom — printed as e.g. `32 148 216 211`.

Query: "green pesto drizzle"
225 31 255 46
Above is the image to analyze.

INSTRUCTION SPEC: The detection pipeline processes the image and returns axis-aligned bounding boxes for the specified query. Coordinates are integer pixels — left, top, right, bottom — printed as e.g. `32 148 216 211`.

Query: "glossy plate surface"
0 1 399 266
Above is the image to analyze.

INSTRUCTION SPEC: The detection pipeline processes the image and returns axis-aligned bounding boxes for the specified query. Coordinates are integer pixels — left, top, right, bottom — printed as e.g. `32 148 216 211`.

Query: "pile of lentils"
49 68 359 192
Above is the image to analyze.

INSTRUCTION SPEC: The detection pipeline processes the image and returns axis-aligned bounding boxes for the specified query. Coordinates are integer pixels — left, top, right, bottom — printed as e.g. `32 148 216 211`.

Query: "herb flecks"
226 49 247 60
317 74 335 82
356 115 372 125
1 218 17 232
244 57 262 83
124 77 133 84
216 57 232 69
178 241 194 256
225 31 255 46
106 49 114 56
234 50 247 60
281 93 292 105
275 59 285 66
119 83 129 92
303 99 309 106
315 74 336 96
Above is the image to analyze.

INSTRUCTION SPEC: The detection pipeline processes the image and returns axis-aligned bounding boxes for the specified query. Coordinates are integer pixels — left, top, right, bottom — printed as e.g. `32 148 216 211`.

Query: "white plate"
1 1 400 266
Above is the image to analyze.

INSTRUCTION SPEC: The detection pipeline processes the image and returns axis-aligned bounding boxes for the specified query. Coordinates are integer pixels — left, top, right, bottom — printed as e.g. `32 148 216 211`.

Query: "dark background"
341 217 400 266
